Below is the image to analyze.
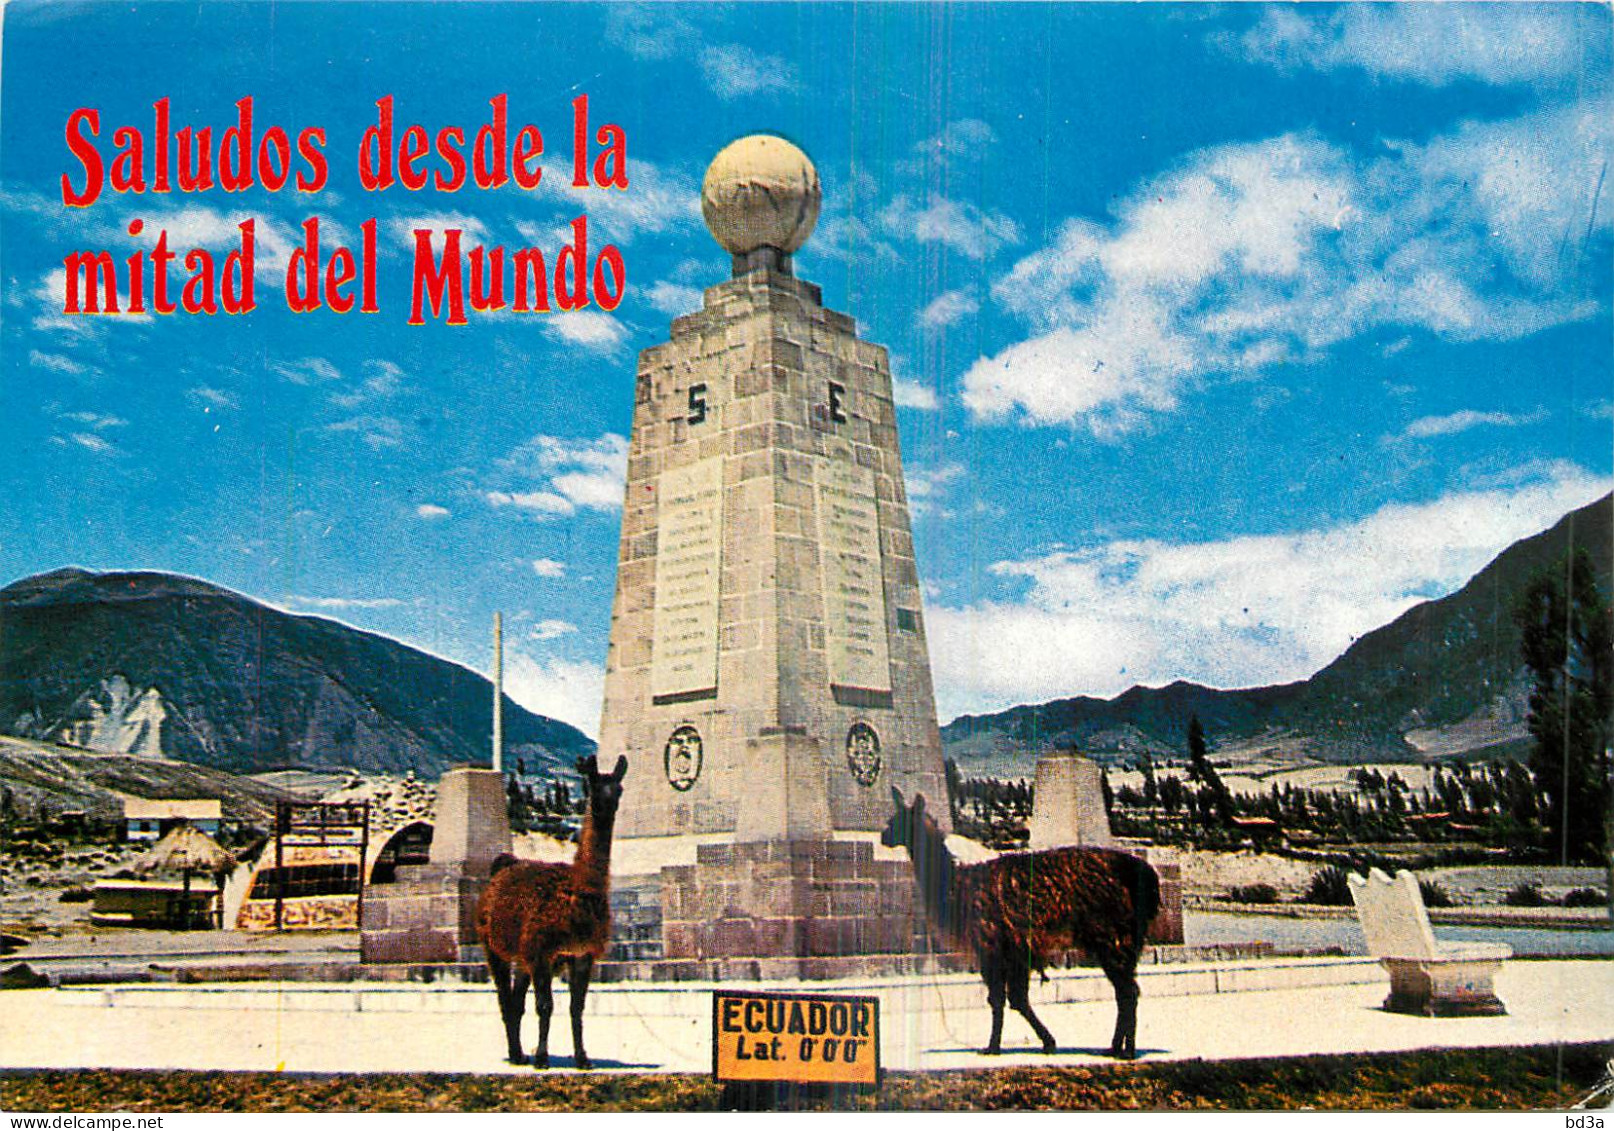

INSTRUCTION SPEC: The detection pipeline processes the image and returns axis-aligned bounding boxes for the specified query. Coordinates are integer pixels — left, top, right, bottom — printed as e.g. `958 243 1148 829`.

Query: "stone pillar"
361 766 511 965
1028 749 1116 849
431 767 511 869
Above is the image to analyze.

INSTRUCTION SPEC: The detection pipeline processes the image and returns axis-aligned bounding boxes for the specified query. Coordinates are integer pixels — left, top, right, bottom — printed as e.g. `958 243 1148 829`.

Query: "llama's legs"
1104 961 1141 1060
530 957 554 1069
1006 959 1056 1054
980 954 1007 1055
489 953 526 1064
569 954 594 1070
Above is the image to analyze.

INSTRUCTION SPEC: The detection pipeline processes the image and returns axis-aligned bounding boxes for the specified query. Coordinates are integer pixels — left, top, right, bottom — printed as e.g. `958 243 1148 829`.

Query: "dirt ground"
3 1044 1611 1111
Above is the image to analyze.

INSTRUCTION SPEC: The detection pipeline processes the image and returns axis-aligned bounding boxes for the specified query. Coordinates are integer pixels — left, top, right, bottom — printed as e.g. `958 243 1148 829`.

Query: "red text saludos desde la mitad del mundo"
56 94 628 324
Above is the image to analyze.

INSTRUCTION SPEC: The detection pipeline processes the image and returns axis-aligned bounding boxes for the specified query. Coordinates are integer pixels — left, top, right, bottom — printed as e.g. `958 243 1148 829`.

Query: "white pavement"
1 958 1609 1075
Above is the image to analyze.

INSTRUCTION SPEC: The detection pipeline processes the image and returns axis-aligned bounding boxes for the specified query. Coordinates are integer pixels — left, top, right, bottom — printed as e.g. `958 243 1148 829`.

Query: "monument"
599 135 948 965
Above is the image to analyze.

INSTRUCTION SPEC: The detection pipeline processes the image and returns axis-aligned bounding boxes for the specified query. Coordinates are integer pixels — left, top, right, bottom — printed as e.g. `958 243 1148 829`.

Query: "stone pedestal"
362 766 511 965
1028 750 1116 850
659 839 928 960
431 768 511 869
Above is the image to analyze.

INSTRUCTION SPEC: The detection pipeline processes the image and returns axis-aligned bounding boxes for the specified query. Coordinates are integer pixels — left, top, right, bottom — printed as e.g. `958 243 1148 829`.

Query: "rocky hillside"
0 733 295 827
0 569 595 779
943 493 1613 775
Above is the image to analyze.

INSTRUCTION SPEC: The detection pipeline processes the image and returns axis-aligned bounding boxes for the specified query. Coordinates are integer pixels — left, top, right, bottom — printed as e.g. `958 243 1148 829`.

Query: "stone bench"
1347 868 1509 1017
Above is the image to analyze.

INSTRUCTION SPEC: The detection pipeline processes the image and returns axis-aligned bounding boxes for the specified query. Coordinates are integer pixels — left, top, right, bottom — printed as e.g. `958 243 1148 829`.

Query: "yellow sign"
712 990 881 1087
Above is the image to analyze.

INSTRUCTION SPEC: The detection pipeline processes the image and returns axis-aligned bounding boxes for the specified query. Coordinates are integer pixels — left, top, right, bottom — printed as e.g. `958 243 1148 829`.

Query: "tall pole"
492 611 504 773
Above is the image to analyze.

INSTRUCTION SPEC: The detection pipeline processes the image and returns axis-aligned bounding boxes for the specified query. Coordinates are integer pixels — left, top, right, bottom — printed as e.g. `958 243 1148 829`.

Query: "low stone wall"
360 863 486 965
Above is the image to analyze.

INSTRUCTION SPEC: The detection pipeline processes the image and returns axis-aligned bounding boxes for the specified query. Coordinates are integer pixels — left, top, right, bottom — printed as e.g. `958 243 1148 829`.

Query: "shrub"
1418 880 1454 908
1302 865 1355 906
1229 883 1279 905
1562 887 1607 908
57 885 93 903
1503 881 1553 908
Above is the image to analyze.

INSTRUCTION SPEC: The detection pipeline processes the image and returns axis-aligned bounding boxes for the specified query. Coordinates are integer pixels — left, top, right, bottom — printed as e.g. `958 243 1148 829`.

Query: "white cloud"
543 310 628 354
1393 408 1548 443
332 360 407 409
327 414 405 450
271 356 342 385
880 194 1021 260
504 652 605 738
487 490 573 514
188 386 239 411
53 432 115 454
1231 5 1604 88
288 595 406 611
58 410 126 430
531 558 568 578
807 211 901 266
892 376 939 411
604 4 699 61
646 280 704 316
917 119 997 158
919 289 979 330
538 160 701 245
488 433 629 519
699 44 800 100
416 504 451 520
905 462 966 516
925 465 1612 720
29 350 89 375
530 619 578 641
967 104 1612 432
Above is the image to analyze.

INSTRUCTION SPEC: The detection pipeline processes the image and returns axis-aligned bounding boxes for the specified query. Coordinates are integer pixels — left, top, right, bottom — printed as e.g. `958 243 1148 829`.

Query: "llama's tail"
489 852 519 877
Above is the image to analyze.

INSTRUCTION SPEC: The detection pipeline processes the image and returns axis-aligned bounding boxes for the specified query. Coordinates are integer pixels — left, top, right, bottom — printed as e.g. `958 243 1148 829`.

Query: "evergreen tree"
1514 548 1613 866
1186 714 1234 826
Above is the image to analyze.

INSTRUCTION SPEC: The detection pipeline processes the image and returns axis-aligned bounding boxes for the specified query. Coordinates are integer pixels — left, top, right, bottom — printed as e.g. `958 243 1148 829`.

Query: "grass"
3 1044 1610 1112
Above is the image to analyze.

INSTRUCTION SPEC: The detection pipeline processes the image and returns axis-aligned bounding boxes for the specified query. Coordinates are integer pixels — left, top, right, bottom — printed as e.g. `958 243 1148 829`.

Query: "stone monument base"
647 838 1184 961
660 839 930 960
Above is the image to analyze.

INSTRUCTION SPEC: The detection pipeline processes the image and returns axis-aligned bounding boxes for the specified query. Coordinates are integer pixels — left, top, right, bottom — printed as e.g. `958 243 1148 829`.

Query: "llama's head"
578 755 628 828
881 787 934 851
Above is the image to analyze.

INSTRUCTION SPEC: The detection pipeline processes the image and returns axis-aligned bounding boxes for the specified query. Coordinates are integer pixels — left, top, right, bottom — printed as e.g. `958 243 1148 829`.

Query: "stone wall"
360 863 486 965
659 839 929 960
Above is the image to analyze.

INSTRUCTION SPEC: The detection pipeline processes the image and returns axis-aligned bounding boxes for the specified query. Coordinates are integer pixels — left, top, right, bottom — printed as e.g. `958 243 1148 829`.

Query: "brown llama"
475 754 627 1069
882 788 1160 1058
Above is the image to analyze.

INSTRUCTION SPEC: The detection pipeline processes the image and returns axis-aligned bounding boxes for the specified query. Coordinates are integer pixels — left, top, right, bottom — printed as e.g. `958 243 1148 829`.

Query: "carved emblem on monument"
845 722 882 787
664 725 703 791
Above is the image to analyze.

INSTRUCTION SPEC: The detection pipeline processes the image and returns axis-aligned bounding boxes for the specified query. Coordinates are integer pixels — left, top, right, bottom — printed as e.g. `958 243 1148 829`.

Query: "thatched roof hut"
132 821 236 928
134 822 236 878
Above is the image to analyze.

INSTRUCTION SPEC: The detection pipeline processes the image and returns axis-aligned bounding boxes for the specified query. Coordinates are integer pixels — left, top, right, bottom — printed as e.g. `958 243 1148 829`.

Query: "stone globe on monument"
598 134 952 969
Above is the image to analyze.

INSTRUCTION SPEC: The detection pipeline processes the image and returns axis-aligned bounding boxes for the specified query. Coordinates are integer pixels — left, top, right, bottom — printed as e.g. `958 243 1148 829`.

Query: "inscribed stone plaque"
652 458 724 700
816 456 891 693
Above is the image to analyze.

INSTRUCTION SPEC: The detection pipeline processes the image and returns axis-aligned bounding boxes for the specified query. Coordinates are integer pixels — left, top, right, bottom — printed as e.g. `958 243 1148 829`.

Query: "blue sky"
3 2 1610 735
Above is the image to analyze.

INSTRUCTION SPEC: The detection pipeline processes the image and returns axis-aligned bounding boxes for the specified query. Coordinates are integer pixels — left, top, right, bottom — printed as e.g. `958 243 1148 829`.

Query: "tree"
1186 714 1234 827
1513 547 1613 867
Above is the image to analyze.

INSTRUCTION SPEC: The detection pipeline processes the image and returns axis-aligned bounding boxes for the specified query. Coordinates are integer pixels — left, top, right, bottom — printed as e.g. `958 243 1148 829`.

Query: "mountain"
942 493 1613 776
0 569 595 779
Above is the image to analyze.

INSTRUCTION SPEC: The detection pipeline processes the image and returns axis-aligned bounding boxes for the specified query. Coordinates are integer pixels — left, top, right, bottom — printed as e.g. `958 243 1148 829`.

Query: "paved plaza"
1 958 1608 1076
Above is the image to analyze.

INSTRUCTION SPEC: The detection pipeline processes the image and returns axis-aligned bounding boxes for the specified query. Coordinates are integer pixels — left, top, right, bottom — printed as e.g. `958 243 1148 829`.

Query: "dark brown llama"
475 754 627 1069
882 788 1160 1058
